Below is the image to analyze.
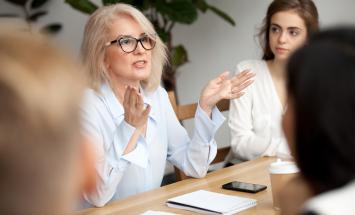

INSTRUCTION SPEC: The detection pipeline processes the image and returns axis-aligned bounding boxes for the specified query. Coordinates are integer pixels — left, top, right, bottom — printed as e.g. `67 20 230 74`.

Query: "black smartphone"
222 181 267 193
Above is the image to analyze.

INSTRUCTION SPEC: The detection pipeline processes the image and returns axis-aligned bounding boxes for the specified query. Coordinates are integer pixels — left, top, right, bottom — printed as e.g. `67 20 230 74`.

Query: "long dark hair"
287 27 355 194
259 0 319 60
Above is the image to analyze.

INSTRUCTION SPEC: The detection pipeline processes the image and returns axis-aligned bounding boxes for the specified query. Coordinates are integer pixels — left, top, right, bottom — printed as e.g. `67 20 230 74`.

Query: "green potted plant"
65 0 235 93
0 0 62 34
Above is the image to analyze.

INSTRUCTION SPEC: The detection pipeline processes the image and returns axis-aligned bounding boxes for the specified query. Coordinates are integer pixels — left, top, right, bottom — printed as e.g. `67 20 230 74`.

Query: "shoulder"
83 88 103 105
82 88 107 114
236 59 267 75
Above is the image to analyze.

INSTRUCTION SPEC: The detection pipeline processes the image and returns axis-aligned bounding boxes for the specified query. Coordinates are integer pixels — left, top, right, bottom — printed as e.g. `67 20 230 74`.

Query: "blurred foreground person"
280 27 355 215
0 26 95 215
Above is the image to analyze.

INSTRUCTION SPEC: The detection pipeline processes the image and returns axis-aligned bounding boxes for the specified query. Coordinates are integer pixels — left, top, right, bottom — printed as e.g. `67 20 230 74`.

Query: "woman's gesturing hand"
199 70 254 117
123 86 151 129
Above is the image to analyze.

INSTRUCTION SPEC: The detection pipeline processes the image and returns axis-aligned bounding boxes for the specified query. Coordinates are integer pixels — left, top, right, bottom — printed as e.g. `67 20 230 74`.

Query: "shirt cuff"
193 102 225 143
108 120 148 169
121 136 149 168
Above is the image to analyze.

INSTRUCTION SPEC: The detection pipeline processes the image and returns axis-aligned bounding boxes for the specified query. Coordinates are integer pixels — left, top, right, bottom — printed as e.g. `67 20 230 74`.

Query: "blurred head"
81 3 167 92
0 27 93 215
259 0 319 61
283 27 355 194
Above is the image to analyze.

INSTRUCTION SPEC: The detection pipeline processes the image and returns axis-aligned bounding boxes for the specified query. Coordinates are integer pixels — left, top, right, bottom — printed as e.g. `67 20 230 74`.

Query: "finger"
232 79 254 94
236 69 252 78
217 71 230 83
219 71 230 79
128 87 136 108
232 70 255 86
234 69 254 81
210 71 230 86
136 92 144 110
123 85 130 107
231 92 245 99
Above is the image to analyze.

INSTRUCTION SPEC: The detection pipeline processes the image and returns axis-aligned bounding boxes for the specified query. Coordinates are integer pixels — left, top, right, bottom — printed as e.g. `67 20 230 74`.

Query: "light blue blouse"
81 84 225 207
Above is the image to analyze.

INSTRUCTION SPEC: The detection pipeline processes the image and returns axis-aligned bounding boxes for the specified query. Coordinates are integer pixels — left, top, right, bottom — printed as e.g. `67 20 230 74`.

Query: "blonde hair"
0 27 86 215
81 3 167 92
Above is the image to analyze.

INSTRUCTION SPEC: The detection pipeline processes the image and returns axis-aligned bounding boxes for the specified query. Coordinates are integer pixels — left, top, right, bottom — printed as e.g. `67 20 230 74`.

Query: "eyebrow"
271 23 302 31
116 33 147 38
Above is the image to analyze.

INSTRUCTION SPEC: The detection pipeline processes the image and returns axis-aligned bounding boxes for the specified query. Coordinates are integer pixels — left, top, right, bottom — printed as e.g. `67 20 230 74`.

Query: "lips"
133 60 147 68
276 47 289 52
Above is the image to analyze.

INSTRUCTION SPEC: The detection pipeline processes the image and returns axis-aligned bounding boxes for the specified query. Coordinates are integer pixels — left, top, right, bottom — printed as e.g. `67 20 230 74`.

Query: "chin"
275 55 289 61
134 69 151 80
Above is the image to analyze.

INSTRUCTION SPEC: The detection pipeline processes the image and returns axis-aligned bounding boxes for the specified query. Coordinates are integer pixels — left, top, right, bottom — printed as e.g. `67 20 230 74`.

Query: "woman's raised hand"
123 86 150 129
199 70 254 116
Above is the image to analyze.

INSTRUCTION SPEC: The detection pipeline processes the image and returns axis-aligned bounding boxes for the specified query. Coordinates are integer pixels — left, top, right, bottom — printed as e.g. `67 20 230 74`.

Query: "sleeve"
163 89 225 178
81 95 148 207
228 62 284 160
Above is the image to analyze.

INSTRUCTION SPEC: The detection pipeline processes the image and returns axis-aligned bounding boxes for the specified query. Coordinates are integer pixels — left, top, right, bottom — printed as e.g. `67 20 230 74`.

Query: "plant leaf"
65 0 98 14
112 0 147 10
207 5 235 26
171 45 188 68
31 0 48 9
0 14 19 17
102 0 119 5
156 27 170 43
41 23 62 34
4 0 27 6
28 11 47 21
156 0 197 24
192 0 208 13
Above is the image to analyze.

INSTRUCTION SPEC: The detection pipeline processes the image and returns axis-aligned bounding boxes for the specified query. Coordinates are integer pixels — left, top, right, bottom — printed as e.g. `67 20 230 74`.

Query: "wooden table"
79 157 279 215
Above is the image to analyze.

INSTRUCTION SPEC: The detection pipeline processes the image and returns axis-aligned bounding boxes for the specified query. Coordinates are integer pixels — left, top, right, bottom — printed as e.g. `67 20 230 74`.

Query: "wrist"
199 102 212 118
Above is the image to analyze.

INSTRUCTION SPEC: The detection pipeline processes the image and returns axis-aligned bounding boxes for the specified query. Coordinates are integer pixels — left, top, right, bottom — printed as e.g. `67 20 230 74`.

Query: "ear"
80 137 97 194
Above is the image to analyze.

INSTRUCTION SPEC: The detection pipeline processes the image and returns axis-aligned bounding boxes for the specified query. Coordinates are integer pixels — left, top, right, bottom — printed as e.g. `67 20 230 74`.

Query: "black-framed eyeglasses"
105 34 156 53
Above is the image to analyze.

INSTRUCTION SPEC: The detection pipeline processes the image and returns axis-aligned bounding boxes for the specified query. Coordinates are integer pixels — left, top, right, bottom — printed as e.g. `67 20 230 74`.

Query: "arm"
166 70 254 177
165 90 225 178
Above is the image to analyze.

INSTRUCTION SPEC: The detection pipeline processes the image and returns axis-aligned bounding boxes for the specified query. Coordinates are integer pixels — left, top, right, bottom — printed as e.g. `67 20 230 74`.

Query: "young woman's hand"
199 70 254 117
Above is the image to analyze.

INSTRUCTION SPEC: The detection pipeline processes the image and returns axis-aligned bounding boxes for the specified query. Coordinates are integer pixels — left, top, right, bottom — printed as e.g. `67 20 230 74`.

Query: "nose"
278 31 287 44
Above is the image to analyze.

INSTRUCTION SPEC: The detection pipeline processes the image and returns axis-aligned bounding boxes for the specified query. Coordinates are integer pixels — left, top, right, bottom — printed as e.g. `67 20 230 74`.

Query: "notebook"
166 190 257 215
141 210 179 215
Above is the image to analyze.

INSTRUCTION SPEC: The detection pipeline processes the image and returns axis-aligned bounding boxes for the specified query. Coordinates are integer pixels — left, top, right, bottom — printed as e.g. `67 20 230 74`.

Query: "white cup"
269 159 299 210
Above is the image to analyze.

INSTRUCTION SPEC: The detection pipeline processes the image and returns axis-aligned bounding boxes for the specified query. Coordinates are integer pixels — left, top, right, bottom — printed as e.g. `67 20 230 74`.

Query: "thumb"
217 71 230 82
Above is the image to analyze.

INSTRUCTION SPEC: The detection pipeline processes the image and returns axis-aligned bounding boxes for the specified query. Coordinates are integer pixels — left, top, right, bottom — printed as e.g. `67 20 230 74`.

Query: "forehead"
271 10 306 29
108 14 145 38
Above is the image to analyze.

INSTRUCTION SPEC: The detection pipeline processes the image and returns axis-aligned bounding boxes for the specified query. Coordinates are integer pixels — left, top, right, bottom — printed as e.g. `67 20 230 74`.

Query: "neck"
268 59 286 79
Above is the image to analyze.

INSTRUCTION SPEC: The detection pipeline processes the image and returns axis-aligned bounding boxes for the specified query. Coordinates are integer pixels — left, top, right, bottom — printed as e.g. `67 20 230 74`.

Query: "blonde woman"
81 3 254 207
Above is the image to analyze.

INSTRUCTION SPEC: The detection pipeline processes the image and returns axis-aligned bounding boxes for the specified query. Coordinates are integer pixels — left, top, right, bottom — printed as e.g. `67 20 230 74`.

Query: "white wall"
1 0 355 150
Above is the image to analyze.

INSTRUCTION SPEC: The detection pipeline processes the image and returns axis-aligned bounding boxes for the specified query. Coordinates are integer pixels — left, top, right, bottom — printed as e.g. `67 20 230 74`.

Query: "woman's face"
104 15 152 85
269 10 307 61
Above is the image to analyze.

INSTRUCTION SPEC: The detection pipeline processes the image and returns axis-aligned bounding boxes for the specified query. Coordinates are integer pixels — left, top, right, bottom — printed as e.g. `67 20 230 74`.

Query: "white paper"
141 210 180 215
166 190 257 215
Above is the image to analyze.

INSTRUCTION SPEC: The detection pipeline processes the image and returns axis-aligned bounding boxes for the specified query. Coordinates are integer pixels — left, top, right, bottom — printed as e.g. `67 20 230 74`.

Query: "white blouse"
303 180 355 215
228 60 290 160
81 83 225 207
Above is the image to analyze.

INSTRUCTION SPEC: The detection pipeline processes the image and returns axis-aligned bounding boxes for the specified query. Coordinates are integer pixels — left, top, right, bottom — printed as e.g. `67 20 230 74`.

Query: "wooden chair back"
167 91 231 181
